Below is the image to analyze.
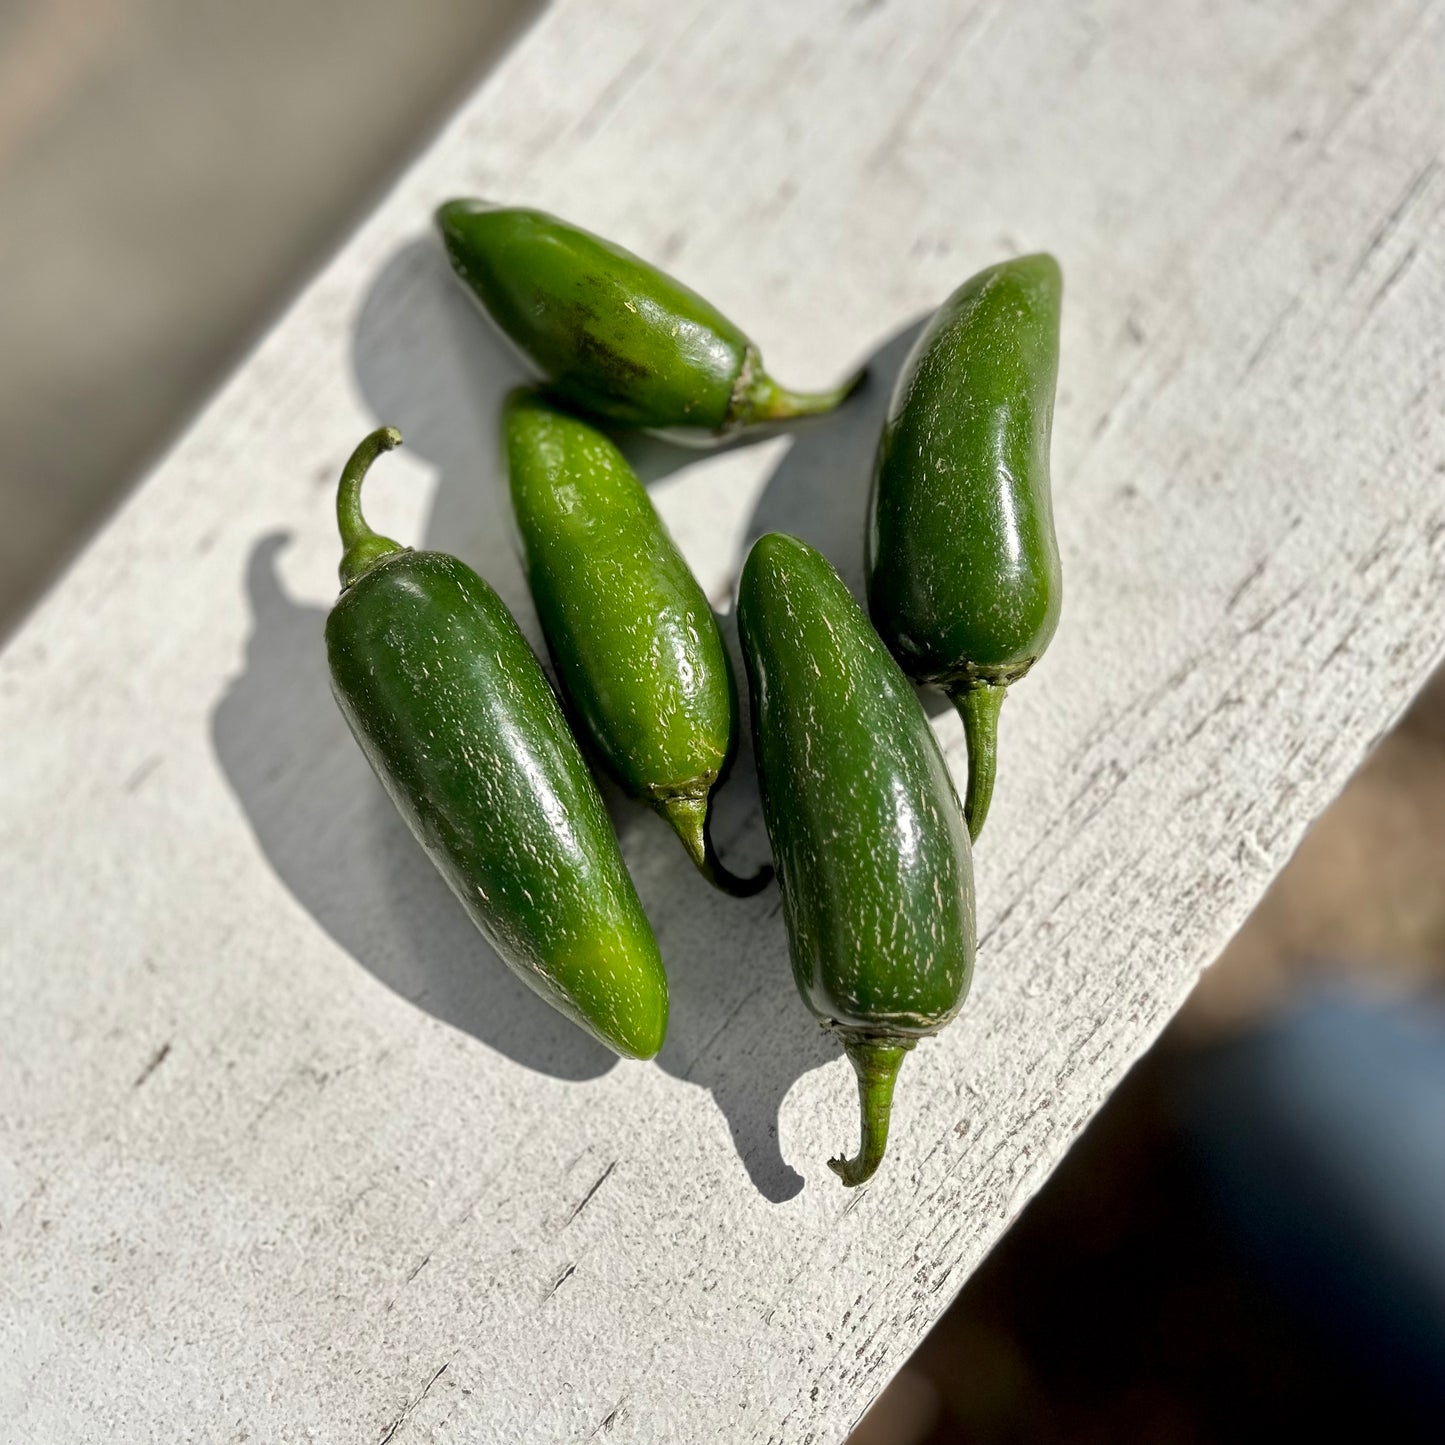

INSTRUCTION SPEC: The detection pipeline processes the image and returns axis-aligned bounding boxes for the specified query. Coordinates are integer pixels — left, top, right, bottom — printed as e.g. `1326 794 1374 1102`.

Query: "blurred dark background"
4 5 1441 1439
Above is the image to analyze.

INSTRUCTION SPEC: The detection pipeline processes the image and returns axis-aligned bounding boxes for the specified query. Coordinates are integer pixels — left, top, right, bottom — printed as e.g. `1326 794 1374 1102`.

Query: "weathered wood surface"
3 1 1444 1440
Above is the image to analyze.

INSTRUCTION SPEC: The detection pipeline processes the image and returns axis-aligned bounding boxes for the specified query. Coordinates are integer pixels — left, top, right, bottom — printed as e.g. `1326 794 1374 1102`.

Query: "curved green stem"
949 681 1006 842
658 793 773 898
828 1036 915 1187
337 426 406 590
735 349 867 427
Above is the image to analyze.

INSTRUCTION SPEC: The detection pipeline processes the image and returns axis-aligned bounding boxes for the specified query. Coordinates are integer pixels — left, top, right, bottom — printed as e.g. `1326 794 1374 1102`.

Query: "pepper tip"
336 426 407 591
657 793 773 898
948 681 1006 842
829 1036 914 1188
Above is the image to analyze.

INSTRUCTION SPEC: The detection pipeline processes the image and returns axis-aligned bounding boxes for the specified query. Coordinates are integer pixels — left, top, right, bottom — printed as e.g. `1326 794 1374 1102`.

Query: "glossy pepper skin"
505 390 767 896
867 254 1063 841
738 533 976 1185
436 200 861 438
325 428 668 1059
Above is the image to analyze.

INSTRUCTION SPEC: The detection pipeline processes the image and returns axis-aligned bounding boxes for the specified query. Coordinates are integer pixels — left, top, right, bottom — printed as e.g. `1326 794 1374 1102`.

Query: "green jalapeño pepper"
326 427 668 1059
867 254 1063 841
505 389 766 897
436 200 861 437
738 533 976 1186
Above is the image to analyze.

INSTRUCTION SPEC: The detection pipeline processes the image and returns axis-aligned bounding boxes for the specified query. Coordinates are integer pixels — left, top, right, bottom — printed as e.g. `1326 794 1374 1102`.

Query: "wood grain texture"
3 1 1445 1441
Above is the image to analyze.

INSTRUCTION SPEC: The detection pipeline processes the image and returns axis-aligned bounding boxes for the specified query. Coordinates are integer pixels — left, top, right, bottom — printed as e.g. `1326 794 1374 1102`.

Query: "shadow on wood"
212 532 618 1082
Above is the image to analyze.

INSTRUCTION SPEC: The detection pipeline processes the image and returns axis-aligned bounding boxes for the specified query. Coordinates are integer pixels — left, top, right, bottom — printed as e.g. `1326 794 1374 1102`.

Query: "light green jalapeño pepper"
505 390 767 896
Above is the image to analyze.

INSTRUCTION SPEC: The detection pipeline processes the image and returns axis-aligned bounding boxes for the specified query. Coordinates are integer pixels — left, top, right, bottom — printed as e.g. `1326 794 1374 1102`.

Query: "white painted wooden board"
4 0 1445 1439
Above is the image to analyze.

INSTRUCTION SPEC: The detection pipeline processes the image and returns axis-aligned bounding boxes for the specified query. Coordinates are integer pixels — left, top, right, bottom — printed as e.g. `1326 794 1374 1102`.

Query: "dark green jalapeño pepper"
326 427 668 1059
738 533 976 1186
437 200 861 437
505 390 767 897
867 254 1063 841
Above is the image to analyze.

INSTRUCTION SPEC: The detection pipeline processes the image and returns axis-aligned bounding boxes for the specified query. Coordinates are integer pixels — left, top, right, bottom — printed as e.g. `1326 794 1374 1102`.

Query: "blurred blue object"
1176 988 1445 1415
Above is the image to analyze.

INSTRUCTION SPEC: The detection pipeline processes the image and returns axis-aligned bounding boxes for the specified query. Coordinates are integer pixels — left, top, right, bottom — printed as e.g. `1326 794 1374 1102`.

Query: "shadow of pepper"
211 533 616 1081
740 313 954 722
741 317 926 599
639 605 837 1202
349 238 535 611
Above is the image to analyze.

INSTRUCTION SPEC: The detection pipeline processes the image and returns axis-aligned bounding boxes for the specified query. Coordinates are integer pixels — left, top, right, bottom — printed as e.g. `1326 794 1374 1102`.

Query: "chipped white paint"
3 1 1445 1441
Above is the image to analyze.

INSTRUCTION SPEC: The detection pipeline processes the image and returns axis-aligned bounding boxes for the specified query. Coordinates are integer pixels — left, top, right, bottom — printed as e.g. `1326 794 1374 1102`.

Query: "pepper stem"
337 426 406 590
736 351 867 427
949 681 1006 842
829 1036 915 1187
657 793 772 898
